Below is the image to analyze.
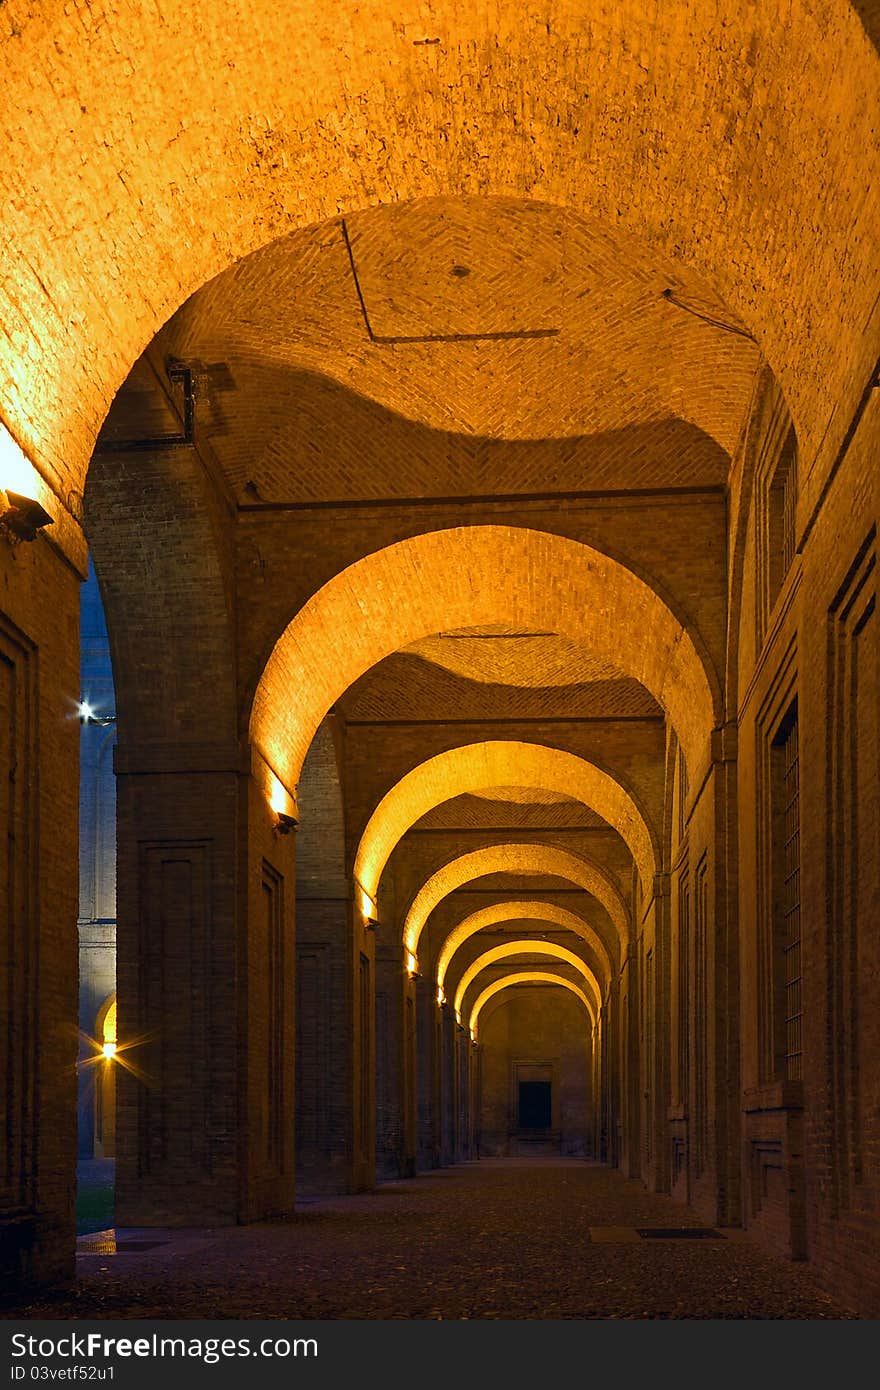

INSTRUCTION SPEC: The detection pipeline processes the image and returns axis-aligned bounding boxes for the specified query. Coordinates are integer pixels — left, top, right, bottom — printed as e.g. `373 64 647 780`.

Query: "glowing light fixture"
360 888 379 929
78 700 116 727
0 424 53 543
0 424 37 493
405 950 420 979
102 999 117 1058
269 774 289 815
1 490 54 543
268 772 297 832
436 985 446 1007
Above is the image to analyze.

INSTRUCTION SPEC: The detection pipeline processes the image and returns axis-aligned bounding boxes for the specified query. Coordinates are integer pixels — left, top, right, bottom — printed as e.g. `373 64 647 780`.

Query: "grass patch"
76 1177 115 1235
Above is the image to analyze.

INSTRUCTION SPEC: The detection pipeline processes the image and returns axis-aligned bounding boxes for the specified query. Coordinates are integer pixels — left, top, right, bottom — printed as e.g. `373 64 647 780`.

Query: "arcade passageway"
1 0 878 1322
14 1162 854 1321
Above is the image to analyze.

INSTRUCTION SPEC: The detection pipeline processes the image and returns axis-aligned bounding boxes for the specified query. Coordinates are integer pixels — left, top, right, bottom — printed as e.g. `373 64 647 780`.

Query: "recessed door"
518 1079 552 1129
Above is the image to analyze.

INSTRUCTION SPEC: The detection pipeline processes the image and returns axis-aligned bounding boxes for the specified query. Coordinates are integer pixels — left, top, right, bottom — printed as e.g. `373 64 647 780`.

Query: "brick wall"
0 520 83 1289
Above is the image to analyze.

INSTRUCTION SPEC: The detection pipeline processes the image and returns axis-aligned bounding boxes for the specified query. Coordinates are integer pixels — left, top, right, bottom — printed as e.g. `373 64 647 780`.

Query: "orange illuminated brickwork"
353 738 657 908
470 973 595 1038
0 0 877 1319
452 940 602 1024
402 841 630 962
436 901 612 996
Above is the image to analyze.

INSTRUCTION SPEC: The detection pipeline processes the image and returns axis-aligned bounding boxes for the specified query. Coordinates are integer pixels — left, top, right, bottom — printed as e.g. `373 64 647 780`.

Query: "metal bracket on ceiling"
93 361 196 454
660 287 756 342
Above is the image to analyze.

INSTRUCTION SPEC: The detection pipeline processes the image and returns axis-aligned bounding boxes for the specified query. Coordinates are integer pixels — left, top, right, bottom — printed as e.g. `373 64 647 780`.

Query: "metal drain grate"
78 1233 169 1254
636 1228 724 1239
77 1232 116 1254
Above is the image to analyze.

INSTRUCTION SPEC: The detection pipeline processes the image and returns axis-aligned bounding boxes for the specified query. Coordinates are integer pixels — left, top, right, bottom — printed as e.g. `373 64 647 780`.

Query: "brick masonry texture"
1 2 877 507
0 0 878 1320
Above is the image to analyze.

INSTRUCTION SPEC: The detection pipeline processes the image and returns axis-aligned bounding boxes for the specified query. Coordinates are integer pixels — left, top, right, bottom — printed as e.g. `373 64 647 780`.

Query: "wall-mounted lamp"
102 1041 117 1061
436 985 446 1007
274 811 298 835
405 950 421 980
78 701 117 727
1 489 54 543
364 916 380 931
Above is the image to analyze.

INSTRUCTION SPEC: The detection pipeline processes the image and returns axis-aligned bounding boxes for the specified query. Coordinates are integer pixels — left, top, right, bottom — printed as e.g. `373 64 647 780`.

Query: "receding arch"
354 740 655 910
404 842 630 964
470 972 596 1039
437 901 612 996
95 991 117 1049
453 940 602 1023
251 527 718 796
91 991 118 1160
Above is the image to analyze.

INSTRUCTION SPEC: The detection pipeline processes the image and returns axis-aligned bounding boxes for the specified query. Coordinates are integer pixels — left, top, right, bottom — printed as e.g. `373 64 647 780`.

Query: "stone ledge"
743 1080 805 1113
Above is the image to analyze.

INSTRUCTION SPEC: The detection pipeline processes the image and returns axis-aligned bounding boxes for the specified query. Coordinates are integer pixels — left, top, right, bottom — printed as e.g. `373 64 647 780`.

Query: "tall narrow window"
766 425 798 619
694 856 709 1175
677 871 690 1104
359 952 371 1152
262 862 284 1170
677 749 689 845
756 418 799 645
772 704 802 1081
645 948 654 1163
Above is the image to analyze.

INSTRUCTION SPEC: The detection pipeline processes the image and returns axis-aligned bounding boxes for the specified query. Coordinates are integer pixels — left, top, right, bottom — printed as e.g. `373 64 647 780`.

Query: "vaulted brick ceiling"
11 2 866 927
338 652 661 722
412 794 612 829
403 626 628 688
3 1 876 506
101 197 758 502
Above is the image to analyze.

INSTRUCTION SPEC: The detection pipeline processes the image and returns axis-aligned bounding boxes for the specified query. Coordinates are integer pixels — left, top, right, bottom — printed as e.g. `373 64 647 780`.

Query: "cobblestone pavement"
5 1160 857 1319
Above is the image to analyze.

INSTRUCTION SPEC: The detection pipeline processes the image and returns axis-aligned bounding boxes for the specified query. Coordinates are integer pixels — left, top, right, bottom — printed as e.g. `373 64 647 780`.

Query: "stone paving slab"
588 1227 642 1242
4 1160 858 1320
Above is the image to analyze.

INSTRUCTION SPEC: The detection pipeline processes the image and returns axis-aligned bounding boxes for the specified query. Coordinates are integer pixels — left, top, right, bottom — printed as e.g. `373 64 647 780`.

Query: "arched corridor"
1 0 878 1325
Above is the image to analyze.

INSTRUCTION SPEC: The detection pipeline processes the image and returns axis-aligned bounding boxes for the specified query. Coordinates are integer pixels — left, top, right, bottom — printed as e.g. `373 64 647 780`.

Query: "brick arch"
84 447 238 756
453 940 602 1023
94 992 117 1048
355 741 655 908
404 843 629 965
295 718 346 900
470 972 596 1038
1 2 875 496
436 901 613 996
251 526 718 789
